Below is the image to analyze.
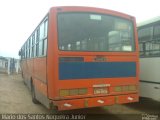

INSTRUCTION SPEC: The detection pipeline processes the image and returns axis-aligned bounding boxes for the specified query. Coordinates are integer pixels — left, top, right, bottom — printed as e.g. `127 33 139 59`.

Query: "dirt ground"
0 74 49 114
0 73 159 120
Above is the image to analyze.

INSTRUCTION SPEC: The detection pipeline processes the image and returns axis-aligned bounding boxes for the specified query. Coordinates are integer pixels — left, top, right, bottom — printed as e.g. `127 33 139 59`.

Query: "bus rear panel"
47 7 139 110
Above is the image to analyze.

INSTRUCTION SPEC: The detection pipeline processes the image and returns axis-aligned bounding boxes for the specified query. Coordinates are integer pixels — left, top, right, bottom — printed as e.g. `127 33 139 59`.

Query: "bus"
138 17 160 102
19 6 139 111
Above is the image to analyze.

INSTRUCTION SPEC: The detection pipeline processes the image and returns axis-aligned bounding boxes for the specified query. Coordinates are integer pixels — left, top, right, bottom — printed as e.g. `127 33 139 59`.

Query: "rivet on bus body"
97 100 104 104
64 103 72 107
127 97 133 101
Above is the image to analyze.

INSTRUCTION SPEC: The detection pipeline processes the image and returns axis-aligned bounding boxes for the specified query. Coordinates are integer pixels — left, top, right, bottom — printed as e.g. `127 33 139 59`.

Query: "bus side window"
39 23 44 56
30 37 32 58
39 40 43 56
24 44 26 59
40 18 48 56
154 25 160 39
27 40 29 58
43 19 48 56
36 28 40 57
32 33 35 57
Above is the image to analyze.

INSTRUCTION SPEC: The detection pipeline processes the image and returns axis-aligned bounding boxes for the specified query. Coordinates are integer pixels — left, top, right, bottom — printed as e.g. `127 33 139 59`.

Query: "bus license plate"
94 87 108 94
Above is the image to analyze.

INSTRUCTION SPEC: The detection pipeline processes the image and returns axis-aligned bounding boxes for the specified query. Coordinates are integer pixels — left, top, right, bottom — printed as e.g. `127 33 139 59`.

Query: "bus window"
76 41 81 50
58 13 135 52
108 31 132 51
32 34 35 57
39 41 43 56
36 28 40 56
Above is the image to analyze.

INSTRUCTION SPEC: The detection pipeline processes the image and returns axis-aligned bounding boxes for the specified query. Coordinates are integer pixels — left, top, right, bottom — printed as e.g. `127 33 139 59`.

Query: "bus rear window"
58 13 135 52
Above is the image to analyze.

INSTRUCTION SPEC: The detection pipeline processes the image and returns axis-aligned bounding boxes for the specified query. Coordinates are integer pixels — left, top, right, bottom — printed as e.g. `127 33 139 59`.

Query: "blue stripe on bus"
59 62 136 80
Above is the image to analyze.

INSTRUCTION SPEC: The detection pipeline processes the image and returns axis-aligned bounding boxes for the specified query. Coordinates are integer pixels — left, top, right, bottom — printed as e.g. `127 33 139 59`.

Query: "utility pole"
16 60 19 74
7 58 10 75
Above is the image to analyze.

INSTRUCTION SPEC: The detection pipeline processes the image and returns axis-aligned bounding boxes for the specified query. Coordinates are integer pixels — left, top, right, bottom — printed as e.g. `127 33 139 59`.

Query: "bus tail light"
114 86 122 92
79 88 87 95
114 85 137 92
59 88 87 97
60 89 69 96
70 89 78 95
128 85 137 91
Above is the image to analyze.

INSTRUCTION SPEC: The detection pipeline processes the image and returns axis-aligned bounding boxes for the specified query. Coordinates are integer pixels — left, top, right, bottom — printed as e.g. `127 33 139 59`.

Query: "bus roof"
138 16 160 27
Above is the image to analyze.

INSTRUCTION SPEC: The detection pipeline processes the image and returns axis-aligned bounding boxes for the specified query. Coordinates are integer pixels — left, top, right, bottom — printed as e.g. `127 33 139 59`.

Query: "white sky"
0 0 160 58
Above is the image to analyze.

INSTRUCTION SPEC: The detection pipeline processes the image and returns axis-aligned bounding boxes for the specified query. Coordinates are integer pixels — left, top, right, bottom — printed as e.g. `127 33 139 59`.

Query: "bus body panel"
21 59 34 90
140 58 160 101
47 8 59 99
140 58 160 83
47 7 139 102
33 57 47 83
53 94 138 110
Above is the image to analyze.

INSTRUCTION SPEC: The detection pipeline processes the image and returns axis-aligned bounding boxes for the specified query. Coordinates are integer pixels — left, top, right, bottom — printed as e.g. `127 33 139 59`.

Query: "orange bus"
19 6 139 111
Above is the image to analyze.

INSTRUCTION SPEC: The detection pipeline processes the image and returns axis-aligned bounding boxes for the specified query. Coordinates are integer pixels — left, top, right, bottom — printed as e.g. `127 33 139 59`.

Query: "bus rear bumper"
52 93 139 111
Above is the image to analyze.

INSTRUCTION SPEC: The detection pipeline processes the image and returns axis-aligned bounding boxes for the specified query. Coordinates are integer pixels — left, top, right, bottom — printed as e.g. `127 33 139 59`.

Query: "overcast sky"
0 0 160 58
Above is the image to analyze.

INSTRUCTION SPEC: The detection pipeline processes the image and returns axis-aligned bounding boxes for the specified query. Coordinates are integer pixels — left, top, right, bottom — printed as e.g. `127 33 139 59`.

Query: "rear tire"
50 104 58 113
31 83 39 104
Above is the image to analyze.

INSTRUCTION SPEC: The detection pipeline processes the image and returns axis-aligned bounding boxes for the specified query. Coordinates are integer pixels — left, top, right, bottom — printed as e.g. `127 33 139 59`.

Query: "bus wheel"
23 80 26 85
31 83 39 104
50 103 58 112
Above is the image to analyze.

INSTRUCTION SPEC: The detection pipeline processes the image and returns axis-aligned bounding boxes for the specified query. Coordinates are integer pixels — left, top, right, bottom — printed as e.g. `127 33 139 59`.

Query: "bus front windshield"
58 13 135 52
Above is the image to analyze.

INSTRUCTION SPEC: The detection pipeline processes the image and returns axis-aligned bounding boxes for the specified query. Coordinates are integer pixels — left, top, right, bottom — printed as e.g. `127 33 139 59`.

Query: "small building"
0 56 20 74
0 56 7 68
